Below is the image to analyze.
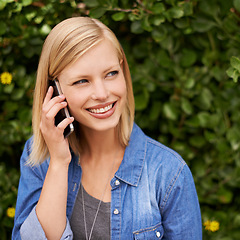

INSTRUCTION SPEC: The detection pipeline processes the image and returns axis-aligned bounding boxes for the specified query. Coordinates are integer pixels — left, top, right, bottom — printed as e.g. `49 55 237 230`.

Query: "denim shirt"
12 124 202 240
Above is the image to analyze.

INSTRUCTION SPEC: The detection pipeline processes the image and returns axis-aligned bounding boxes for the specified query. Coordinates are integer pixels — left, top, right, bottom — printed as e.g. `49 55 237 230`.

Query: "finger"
42 92 66 117
44 101 68 122
56 117 74 132
43 86 54 106
40 106 73 139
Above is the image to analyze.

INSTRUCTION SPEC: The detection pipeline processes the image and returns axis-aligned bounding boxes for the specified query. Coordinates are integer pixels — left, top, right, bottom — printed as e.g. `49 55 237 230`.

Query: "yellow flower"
6 207 15 218
1 72 13 85
204 220 220 232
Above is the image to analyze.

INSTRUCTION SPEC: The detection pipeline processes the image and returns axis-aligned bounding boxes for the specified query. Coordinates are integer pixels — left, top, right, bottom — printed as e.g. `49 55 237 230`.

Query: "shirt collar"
115 123 147 187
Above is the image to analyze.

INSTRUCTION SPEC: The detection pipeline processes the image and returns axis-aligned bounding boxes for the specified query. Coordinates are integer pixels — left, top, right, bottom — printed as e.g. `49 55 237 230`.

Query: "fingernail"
59 95 65 99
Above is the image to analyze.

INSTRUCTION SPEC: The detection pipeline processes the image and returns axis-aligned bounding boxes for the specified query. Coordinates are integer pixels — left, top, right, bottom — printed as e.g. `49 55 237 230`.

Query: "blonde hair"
28 17 135 165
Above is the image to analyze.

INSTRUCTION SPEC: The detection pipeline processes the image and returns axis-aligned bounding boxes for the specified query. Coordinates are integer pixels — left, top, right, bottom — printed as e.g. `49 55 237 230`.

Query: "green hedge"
1 0 240 239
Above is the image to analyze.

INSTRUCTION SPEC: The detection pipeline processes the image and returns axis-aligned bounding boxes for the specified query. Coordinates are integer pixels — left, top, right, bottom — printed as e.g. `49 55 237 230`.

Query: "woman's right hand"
40 86 74 166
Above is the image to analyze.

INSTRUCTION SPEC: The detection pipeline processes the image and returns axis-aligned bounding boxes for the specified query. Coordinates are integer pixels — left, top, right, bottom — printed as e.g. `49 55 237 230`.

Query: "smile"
87 102 116 114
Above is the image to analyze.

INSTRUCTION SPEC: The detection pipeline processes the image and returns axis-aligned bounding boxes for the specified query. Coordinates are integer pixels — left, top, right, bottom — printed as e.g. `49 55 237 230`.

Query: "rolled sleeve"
12 138 73 240
20 206 73 240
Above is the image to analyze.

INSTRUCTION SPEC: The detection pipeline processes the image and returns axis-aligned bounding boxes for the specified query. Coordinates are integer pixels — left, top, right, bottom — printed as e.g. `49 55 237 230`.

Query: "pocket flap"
133 223 164 240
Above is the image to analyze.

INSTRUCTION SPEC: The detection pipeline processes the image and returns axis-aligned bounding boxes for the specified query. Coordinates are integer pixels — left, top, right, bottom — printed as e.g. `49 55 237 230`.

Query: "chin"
79 117 120 133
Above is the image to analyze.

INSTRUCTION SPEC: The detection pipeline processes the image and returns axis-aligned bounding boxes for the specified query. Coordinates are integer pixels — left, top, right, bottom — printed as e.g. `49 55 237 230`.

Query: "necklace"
81 154 118 240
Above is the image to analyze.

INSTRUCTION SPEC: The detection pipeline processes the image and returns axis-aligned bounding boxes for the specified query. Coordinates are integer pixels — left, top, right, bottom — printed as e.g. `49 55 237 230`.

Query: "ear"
120 59 124 71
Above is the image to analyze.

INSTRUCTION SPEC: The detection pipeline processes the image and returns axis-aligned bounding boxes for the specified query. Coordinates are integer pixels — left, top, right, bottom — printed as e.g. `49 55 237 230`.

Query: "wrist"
49 157 70 171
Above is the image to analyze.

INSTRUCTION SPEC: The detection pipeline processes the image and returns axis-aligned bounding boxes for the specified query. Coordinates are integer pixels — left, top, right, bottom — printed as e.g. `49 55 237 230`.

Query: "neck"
79 126 123 163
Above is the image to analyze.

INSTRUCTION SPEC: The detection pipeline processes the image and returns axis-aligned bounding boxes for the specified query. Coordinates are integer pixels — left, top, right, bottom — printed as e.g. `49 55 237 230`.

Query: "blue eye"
73 79 88 85
107 71 118 77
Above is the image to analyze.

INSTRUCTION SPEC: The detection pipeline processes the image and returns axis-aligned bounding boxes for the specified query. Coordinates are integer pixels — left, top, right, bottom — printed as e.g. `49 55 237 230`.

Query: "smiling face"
58 39 127 133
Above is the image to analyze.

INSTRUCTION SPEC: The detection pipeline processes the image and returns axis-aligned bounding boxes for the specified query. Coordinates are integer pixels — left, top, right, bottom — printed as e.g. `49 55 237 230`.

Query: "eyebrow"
69 64 121 80
103 64 121 74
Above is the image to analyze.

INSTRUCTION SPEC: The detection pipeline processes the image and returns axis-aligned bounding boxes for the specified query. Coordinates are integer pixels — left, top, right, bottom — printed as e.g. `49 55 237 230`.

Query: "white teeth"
89 104 113 114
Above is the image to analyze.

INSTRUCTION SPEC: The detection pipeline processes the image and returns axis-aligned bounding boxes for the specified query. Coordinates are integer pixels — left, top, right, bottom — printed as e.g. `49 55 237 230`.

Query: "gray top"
70 184 111 240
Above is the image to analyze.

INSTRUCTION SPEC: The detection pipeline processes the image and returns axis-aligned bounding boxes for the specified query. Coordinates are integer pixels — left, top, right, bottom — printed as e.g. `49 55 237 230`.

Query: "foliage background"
0 0 240 239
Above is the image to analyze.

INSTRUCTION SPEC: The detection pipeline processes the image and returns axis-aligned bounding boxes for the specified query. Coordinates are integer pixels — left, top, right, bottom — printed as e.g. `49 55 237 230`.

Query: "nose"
91 79 109 101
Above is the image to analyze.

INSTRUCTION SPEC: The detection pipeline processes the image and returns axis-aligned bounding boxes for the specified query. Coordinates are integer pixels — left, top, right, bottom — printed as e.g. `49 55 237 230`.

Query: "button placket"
113 208 120 215
115 179 120 186
111 178 121 239
156 231 161 238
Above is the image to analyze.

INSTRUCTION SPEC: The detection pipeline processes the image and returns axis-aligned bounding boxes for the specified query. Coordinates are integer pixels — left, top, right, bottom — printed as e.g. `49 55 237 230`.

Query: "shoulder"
133 124 193 192
21 136 33 159
145 135 185 166
144 135 189 188
131 124 186 169
129 124 186 170
19 137 49 180
20 137 80 178
142 132 196 211
129 123 190 180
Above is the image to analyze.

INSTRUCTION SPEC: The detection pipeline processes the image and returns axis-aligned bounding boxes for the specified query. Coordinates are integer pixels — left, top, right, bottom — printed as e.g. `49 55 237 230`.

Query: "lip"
86 101 117 119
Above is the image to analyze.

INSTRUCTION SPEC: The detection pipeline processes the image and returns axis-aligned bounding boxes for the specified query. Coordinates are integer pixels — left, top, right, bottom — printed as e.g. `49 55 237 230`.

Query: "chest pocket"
133 222 164 240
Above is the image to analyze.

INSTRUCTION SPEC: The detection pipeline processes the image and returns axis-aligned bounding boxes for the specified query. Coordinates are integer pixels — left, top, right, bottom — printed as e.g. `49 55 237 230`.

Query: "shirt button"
115 180 120 186
113 209 119 215
156 231 161 238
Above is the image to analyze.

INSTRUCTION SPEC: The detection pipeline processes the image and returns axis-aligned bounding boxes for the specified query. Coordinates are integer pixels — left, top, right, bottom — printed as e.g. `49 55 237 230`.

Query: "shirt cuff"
20 206 73 240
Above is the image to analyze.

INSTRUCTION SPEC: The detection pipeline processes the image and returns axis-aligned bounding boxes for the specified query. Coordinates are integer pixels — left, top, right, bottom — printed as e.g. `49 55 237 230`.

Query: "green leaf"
189 135 206 148
230 56 240 72
226 67 235 78
196 88 213 110
180 49 197 67
204 130 216 143
217 187 233 204
197 112 210 127
199 0 219 17
0 0 7 10
11 89 25 100
40 24 52 36
3 84 14 94
231 69 239 83
112 12 125 21
83 0 99 7
0 21 7 36
3 102 19 113
23 46 35 58
142 16 152 32
181 97 193 115
25 12 37 22
89 7 107 18
174 18 189 29
157 50 171 68
131 21 144 34
149 101 161 121
135 88 149 111
226 65 239 82
180 1 193 16
184 78 195 89
12 2 22 12
22 0 32 7
233 0 240 12
163 102 178 120
168 7 184 19
152 3 165 14
151 26 167 42
192 18 216 32
227 126 240 150
152 15 165 26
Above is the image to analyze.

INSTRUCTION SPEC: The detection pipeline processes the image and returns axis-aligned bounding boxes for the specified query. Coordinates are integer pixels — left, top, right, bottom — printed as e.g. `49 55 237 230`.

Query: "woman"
12 17 202 240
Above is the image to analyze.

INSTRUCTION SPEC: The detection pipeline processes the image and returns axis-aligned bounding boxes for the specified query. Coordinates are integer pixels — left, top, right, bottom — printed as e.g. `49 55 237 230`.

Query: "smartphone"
49 79 74 138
